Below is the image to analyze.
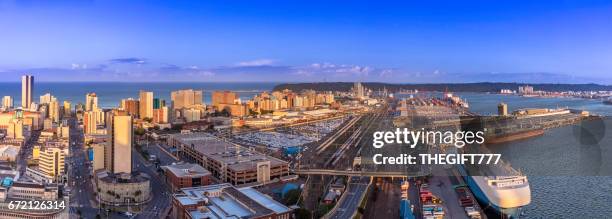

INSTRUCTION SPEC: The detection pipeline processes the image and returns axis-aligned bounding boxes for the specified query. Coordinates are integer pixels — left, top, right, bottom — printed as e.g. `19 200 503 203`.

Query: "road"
328 176 371 219
363 177 402 219
66 118 105 219
133 140 178 219
66 120 178 219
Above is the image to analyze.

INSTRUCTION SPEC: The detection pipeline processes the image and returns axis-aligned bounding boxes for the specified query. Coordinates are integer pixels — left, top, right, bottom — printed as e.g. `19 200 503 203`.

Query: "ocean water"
458 92 612 218
0 82 277 108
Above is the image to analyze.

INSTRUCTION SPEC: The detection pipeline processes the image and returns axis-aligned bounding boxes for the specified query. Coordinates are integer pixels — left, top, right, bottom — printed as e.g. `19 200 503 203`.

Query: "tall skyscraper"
139 90 153 119
171 89 203 109
105 114 133 174
2 96 13 109
21 75 34 109
85 93 98 111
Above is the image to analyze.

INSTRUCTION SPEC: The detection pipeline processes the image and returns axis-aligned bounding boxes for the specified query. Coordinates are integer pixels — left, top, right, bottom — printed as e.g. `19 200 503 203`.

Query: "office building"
1 96 12 109
37 143 68 182
105 114 133 174
172 183 292 219
21 75 34 109
171 89 203 109
139 90 154 119
85 93 98 111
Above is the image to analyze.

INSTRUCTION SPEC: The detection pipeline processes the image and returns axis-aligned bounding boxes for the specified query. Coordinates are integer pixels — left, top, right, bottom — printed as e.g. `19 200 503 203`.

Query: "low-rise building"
167 133 289 185
94 170 151 206
171 183 292 219
162 163 212 192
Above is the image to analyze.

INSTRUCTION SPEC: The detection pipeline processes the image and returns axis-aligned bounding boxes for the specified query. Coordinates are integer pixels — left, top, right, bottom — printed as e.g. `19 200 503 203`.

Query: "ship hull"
486 129 544 145
464 175 521 218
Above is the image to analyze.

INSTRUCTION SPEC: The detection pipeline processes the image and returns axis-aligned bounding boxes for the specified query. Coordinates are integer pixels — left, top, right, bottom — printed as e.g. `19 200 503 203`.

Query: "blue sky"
1 0 612 83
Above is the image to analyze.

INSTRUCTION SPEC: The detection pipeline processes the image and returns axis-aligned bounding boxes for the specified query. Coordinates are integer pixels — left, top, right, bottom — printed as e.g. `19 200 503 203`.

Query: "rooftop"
174 183 291 219
170 133 288 172
162 163 211 178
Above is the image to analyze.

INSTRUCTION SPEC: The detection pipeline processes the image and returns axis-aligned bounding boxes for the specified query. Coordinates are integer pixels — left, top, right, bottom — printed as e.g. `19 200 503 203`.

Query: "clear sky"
1 0 612 83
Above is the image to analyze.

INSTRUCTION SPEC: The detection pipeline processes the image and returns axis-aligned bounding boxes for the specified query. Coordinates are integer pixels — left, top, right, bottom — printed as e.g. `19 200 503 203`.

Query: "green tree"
134 127 146 136
282 189 301 205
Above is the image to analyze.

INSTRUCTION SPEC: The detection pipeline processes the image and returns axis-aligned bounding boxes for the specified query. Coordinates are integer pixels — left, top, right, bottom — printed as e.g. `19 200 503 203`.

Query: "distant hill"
273 82 612 93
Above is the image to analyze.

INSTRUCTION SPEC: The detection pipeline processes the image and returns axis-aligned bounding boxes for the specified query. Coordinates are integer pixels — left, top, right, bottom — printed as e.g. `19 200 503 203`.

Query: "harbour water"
459 92 612 218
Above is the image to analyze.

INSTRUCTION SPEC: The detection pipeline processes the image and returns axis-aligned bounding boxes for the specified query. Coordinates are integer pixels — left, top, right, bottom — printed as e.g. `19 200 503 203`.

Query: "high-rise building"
153 98 160 110
153 106 169 124
83 111 98 134
139 90 154 119
39 93 56 104
63 101 71 117
171 89 203 109
94 108 105 126
37 144 68 182
120 98 140 117
211 91 237 107
49 100 60 123
21 75 34 109
2 96 13 109
85 93 98 111
105 114 133 174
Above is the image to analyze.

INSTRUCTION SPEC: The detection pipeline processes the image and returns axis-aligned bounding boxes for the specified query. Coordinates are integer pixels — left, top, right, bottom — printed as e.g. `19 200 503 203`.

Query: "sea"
1 83 611 218
0 82 277 108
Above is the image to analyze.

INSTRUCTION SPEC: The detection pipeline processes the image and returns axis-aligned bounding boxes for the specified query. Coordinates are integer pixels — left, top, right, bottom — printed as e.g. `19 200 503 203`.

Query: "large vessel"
485 128 544 144
459 146 531 218
604 98 612 105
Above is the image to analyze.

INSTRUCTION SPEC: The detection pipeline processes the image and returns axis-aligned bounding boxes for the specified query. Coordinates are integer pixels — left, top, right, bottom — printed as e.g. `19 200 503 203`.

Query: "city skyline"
1 1 612 83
